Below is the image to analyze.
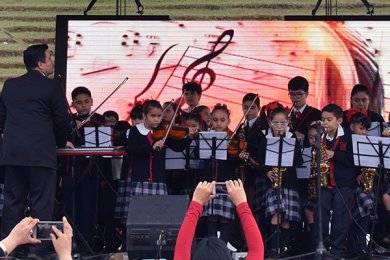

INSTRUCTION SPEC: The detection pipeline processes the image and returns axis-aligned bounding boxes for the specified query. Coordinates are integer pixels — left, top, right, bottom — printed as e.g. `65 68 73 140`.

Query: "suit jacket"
0 70 70 170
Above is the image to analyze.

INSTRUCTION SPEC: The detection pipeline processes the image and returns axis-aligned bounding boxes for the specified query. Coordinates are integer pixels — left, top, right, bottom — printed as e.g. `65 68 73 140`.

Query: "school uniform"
291 105 322 139
313 125 357 257
262 129 303 223
116 123 192 222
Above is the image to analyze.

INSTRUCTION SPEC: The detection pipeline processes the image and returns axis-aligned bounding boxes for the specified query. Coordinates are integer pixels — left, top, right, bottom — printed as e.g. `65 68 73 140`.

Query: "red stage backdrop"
62 20 389 125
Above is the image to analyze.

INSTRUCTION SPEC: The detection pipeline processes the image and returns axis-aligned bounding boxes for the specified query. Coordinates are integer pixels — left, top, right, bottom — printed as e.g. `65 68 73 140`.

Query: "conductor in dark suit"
0 44 71 241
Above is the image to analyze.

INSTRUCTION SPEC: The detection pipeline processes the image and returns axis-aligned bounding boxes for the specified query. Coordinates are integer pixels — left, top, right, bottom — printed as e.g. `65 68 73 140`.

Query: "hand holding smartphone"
32 221 64 240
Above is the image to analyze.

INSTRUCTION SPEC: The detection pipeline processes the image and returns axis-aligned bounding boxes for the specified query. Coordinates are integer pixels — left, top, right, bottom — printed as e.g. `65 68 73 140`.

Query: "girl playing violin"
201 104 241 244
119 100 197 247
261 107 303 257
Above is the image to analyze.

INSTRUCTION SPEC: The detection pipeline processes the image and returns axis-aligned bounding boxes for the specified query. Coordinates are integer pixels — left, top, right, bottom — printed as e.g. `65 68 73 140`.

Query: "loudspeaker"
126 195 189 259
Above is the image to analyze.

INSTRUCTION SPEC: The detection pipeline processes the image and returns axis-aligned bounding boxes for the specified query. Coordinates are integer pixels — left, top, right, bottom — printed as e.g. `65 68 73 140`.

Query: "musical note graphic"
182 29 234 92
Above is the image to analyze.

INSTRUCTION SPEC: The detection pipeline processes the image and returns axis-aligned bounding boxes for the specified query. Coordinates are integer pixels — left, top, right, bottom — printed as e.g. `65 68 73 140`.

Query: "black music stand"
199 131 228 216
264 135 296 258
352 134 390 258
165 140 199 195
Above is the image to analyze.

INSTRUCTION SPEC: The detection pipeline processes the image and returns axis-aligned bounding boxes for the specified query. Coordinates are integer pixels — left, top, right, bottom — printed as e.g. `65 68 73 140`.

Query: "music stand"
199 131 228 216
265 136 295 257
165 140 199 194
352 134 390 257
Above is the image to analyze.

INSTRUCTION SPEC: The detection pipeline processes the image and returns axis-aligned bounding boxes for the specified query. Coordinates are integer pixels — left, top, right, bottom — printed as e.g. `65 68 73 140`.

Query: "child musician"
120 100 195 248
313 104 356 257
261 107 303 257
201 104 240 243
287 76 321 143
61 86 106 248
346 110 374 257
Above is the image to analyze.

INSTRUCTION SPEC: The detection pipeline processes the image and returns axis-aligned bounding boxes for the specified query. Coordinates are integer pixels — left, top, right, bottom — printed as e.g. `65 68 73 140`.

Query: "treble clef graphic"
182 29 234 92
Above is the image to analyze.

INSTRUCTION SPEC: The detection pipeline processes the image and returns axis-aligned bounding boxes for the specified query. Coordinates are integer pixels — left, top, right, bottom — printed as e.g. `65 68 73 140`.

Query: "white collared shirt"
325 125 344 141
293 104 307 114
136 123 151 136
247 117 257 128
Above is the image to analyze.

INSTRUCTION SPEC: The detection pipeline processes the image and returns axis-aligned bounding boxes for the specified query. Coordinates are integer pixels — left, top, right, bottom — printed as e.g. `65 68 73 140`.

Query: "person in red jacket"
174 179 264 260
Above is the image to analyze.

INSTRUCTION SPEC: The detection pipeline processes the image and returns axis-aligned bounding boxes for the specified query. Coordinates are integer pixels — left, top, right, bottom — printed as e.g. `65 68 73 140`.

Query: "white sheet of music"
368 122 381 136
296 147 312 179
165 140 199 170
199 131 228 160
352 134 390 169
265 137 296 167
84 127 112 147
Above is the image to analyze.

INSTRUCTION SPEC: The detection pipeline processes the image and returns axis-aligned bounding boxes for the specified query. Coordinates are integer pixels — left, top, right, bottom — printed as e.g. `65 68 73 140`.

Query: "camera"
32 221 63 240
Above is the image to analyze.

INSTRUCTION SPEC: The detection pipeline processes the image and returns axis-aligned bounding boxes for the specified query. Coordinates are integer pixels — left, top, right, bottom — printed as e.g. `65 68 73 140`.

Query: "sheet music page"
265 137 296 167
84 127 112 147
368 122 381 136
296 147 312 179
352 134 390 168
166 140 199 170
199 132 228 160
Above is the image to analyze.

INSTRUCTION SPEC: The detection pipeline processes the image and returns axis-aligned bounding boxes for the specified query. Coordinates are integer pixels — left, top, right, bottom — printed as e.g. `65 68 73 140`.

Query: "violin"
225 127 259 167
226 128 245 157
74 113 105 128
152 120 190 140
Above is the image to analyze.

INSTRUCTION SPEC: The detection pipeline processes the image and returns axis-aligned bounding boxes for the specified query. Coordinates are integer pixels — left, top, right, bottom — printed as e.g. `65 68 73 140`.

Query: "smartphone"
32 221 63 240
213 182 228 196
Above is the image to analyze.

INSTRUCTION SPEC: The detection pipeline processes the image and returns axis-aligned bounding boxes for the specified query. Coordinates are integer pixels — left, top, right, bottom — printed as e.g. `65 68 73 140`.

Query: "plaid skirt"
265 188 301 222
254 177 267 213
114 180 167 221
352 187 374 219
202 195 235 220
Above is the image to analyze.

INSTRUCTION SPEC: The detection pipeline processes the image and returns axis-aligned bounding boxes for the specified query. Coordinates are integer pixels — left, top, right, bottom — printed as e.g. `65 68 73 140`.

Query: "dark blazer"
291 105 322 137
0 70 70 170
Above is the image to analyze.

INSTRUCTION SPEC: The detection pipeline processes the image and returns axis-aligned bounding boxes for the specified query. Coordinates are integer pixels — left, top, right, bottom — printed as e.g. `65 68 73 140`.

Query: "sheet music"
265 137 296 167
296 147 311 179
165 140 199 170
368 122 381 136
84 127 112 147
352 134 390 169
199 131 228 160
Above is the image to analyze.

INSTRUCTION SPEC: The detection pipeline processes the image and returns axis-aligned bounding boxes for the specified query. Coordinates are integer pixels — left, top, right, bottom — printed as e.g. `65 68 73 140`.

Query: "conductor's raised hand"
226 179 247 206
192 181 216 206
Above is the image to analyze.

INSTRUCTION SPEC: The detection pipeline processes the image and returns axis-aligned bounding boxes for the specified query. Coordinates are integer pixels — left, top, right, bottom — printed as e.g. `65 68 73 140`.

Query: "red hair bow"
346 108 367 122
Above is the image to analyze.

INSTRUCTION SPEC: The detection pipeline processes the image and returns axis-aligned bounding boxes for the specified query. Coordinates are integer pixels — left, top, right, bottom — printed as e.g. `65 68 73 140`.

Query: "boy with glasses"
288 76 321 145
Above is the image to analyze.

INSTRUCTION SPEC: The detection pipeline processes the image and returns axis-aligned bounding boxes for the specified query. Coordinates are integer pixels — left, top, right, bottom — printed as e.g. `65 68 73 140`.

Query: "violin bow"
80 77 128 127
162 93 185 144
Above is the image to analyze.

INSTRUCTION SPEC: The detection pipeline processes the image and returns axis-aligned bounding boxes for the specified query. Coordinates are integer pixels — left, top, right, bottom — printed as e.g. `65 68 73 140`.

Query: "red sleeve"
173 201 203 260
236 202 264 260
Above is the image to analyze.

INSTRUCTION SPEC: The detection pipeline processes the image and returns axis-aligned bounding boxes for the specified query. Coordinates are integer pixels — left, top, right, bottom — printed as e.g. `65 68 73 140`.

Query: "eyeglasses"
288 91 306 97
271 121 288 126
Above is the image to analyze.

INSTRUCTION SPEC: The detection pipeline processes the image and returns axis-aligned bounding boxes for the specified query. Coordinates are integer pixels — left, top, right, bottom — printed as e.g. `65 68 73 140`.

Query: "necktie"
295 111 302 118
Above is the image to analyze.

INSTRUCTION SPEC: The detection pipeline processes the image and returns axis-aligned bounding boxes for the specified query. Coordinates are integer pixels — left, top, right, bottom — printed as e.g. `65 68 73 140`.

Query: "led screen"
58 19 390 125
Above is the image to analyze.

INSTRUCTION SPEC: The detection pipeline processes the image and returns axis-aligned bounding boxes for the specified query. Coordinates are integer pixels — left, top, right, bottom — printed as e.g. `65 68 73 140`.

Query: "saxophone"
308 149 318 199
319 133 330 187
272 167 287 189
360 168 376 193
